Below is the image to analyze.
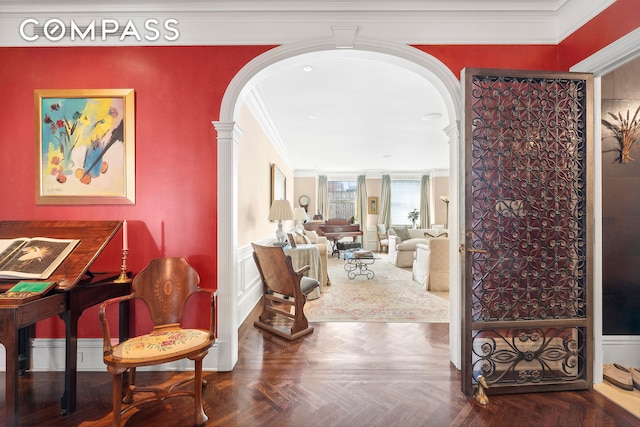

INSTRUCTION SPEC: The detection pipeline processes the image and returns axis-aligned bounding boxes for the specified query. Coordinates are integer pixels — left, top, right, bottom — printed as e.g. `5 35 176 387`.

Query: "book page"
0 238 80 279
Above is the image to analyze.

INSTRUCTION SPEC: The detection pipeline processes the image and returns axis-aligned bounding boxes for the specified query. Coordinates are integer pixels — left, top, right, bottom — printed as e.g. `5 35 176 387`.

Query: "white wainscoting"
602 335 640 367
0 240 266 372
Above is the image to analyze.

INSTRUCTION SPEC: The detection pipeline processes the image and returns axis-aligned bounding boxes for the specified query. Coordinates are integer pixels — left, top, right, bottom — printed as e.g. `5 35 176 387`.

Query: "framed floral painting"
35 89 135 204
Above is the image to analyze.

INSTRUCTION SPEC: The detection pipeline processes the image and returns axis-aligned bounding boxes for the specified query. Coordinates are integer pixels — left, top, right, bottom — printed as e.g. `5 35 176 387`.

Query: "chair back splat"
132 257 201 326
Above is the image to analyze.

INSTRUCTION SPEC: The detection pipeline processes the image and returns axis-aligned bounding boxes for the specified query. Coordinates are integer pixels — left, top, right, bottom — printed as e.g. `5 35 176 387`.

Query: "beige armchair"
376 224 389 253
412 238 449 291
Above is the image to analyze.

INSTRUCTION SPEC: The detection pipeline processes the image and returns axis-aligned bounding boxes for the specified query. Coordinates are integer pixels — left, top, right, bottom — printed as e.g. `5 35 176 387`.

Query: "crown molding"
571 27 640 75
0 0 614 47
243 88 295 169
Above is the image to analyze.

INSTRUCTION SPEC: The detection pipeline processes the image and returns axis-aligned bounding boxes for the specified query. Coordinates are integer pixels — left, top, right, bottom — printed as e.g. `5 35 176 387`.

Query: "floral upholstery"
112 328 211 360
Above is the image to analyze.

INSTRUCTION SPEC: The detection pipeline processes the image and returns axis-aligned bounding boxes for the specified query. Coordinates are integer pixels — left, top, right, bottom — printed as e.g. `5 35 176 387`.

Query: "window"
391 179 420 225
328 180 356 219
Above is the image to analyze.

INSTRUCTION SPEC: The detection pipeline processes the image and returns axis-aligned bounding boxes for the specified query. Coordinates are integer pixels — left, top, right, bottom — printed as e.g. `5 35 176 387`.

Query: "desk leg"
119 299 130 341
2 316 19 425
60 310 77 416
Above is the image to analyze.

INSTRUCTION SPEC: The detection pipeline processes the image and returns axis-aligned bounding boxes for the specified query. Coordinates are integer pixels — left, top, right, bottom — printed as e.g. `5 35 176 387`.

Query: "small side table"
340 250 380 280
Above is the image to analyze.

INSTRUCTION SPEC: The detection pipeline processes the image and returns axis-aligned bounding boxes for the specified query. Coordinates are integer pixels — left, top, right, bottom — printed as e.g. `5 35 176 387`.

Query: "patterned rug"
304 252 449 323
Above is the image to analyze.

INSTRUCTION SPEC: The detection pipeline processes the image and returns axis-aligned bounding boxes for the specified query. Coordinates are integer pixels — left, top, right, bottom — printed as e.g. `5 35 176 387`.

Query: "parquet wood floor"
1 305 637 426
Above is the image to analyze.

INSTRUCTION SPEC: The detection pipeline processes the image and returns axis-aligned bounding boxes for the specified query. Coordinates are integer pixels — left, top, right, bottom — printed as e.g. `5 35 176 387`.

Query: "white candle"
123 220 128 250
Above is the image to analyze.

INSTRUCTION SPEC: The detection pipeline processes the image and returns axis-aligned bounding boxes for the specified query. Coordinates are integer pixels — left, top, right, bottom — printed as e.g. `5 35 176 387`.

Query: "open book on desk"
0 237 80 279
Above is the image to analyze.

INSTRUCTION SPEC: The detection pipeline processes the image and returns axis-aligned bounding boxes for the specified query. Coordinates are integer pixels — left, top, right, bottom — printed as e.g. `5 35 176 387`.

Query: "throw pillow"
425 230 448 238
303 229 319 244
294 231 311 245
392 226 411 241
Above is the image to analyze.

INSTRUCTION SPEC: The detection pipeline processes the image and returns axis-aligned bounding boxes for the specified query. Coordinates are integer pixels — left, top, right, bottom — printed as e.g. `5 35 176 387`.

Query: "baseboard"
602 335 640 367
0 338 221 372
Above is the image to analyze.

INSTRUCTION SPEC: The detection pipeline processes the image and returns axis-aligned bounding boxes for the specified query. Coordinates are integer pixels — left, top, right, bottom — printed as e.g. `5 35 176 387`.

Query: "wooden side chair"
377 223 389 253
98 257 216 426
252 243 319 340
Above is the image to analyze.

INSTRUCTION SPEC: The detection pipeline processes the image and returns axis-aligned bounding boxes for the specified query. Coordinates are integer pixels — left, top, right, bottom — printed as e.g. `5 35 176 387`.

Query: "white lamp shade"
268 199 294 221
293 207 308 221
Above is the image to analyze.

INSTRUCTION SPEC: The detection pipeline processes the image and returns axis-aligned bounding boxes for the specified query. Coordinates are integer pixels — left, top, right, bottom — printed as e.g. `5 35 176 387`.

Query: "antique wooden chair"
376 223 389 253
252 243 319 340
98 257 216 426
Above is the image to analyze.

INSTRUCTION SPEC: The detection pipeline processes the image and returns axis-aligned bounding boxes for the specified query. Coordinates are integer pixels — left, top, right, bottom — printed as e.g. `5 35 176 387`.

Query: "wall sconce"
602 105 640 163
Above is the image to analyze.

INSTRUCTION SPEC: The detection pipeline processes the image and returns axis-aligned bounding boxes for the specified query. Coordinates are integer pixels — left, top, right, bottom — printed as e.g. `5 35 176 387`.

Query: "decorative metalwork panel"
469 75 588 322
472 327 586 384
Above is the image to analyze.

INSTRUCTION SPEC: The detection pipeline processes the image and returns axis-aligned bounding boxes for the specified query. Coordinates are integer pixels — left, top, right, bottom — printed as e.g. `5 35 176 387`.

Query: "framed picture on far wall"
368 196 379 214
271 163 286 202
35 88 135 205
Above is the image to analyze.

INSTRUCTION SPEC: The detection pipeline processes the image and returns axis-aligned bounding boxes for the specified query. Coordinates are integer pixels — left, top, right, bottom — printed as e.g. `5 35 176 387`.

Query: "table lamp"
293 207 307 231
269 199 294 246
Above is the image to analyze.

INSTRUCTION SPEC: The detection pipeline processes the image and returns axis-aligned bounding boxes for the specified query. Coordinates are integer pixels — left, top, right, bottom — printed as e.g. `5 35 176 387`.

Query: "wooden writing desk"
0 221 131 425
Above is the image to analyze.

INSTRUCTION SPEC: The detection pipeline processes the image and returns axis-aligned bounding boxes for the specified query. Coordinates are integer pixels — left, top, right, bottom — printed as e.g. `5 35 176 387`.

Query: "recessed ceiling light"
303 65 313 72
308 115 316 119
421 113 442 120
383 154 392 158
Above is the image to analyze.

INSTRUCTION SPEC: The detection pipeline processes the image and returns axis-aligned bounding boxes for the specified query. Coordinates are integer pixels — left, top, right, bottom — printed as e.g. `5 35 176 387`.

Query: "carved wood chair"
376 223 389 253
252 243 319 340
98 257 216 426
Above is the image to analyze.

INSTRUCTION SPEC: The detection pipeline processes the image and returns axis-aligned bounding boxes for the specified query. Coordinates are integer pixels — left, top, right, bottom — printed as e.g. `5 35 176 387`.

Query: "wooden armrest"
195 288 217 339
98 293 135 355
294 265 311 275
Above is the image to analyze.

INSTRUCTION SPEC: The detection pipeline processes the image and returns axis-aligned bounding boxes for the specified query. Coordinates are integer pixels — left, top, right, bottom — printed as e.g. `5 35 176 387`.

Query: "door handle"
458 245 488 254
467 248 488 254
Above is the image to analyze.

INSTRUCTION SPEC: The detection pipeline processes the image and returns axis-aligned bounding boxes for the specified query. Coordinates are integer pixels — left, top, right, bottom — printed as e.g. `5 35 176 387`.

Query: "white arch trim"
213 36 463 370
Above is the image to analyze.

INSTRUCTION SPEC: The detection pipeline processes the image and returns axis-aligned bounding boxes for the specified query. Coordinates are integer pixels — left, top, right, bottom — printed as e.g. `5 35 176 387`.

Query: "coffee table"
339 249 380 279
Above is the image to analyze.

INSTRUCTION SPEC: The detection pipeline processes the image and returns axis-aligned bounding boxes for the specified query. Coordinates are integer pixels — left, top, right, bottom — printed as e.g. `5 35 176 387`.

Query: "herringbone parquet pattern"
1 305 637 426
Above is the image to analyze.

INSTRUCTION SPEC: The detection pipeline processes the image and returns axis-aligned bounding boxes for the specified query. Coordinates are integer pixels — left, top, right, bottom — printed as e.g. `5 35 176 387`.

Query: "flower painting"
36 89 135 204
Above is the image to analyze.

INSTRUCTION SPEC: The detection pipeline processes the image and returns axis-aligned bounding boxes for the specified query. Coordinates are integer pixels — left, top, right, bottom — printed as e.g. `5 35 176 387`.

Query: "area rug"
305 252 449 323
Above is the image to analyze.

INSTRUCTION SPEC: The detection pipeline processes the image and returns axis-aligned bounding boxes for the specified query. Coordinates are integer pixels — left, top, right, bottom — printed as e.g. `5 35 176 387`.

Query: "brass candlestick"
114 248 131 283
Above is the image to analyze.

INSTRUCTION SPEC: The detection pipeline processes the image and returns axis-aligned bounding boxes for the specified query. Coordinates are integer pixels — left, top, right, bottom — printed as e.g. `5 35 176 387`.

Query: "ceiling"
0 0 615 175
243 49 451 175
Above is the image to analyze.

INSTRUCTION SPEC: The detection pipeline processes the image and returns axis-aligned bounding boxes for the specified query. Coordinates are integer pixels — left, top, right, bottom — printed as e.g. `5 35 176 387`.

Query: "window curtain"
356 175 367 242
317 175 328 219
378 174 391 229
419 174 431 228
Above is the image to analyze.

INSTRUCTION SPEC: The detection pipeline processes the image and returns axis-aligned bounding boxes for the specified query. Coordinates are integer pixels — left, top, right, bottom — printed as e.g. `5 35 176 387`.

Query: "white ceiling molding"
555 0 616 42
571 27 640 76
331 25 358 49
242 88 295 168
0 0 614 47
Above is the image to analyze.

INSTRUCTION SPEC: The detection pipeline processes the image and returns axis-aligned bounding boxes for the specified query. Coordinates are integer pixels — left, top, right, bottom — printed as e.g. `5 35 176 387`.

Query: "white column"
212 121 242 371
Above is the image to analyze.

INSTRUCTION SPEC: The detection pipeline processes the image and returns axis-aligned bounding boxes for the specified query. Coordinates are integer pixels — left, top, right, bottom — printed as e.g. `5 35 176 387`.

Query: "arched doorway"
214 35 463 371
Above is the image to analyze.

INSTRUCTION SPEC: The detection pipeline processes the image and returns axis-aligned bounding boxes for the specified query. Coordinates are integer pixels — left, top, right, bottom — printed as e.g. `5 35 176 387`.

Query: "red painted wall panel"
1 0 639 339
413 45 558 79
0 45 272 337
558 0 640 70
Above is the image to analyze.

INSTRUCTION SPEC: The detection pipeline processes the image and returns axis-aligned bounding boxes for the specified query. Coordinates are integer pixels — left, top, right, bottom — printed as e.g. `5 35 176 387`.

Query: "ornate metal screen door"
461 69 593 395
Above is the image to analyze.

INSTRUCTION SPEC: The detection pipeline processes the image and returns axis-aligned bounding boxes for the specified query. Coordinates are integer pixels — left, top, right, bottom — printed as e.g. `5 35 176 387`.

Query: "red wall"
558 0 640 71
0 45 272 337
0 1 638 339
414 45 558 78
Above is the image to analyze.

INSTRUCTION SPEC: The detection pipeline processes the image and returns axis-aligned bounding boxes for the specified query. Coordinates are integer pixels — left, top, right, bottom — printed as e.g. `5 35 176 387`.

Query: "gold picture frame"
35 88 135 204
368 196 379 214
271 163 286 203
